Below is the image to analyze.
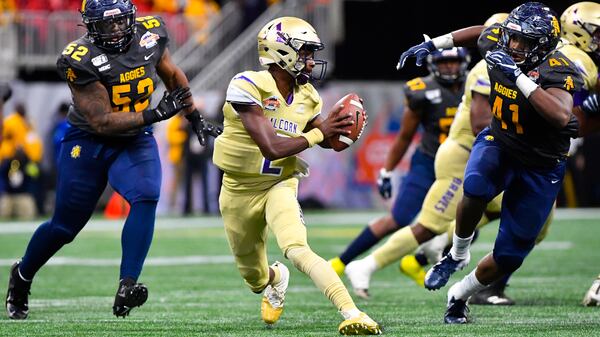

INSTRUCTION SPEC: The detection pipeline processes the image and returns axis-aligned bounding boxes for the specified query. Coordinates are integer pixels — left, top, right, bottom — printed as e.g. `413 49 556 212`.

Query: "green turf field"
0 211 599 336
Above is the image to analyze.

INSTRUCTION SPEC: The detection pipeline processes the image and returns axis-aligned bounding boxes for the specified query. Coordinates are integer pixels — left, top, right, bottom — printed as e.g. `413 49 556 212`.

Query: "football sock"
20 220 76 280
450 232 474 260
448 269 486 302
270 264 282 285
287 246 357 312
372 226 419 269
415 253 428 266
339 226 379 265
120 201 157 280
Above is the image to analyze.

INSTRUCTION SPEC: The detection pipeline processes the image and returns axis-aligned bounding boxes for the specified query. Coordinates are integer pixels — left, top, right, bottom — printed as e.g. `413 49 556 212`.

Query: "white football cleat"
582 278 600 307
345 259 374 299
261 261 290 324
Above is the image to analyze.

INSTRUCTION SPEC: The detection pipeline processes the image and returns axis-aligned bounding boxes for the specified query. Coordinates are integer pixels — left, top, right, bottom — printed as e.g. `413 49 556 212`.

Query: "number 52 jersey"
56 16 169 137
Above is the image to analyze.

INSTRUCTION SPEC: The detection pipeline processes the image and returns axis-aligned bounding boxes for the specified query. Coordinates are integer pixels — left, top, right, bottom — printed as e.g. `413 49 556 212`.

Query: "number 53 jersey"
478 24 584 168
56 16 169 137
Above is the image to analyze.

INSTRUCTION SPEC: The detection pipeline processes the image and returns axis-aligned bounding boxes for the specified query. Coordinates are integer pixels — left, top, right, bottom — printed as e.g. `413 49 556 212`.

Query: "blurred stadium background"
0 0 591 219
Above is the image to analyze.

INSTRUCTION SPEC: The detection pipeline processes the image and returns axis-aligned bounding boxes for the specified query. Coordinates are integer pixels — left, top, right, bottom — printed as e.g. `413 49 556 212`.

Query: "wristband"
379 168 392 178
302 128 324 147
431 33 454 49
516 74 538 99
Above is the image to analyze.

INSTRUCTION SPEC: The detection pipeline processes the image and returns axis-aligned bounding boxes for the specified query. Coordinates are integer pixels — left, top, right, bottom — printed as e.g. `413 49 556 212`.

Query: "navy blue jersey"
403 75 464 157
57 16 169 137
478 24 584 168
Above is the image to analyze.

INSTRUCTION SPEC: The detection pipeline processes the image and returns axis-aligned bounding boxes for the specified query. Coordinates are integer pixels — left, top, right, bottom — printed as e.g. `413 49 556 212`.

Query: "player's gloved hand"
582 94 600 117
377 168 393 199
142 86 192 125
185 108 223 146
0 83 12 102
485 50 522 82
397 35 436 70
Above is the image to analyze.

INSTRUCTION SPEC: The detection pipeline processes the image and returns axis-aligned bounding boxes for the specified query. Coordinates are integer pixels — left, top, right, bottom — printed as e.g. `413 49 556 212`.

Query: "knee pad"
128 177 161 203
463 172 494 200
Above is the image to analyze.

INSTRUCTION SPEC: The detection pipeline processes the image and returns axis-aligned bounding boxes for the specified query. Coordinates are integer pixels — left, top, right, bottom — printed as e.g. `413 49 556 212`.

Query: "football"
329 93 367 152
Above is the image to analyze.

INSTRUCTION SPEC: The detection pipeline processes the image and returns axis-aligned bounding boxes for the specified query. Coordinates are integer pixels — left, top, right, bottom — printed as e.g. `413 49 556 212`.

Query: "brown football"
329 93 367 152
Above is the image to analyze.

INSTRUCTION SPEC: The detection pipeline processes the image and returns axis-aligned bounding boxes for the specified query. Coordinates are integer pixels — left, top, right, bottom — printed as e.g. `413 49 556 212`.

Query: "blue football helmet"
81 0 137 53
499 2 561 70
426 47 470 85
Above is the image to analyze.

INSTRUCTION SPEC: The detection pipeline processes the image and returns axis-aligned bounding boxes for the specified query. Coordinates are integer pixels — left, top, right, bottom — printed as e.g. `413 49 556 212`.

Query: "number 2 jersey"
56 16 169 137
213 70 322 192
478 24 584 168
403 75 464 158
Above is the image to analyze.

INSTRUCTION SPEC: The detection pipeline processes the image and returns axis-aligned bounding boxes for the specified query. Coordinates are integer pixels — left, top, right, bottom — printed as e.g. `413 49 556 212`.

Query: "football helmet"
484 13 509 27
257 17 327 85
81 0 137 53
426 47 470 85
499 2 561 70
561 2 600 56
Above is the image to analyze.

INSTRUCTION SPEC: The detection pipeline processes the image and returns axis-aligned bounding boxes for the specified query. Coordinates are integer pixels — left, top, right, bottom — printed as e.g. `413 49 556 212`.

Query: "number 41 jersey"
56 16 169 137
478 24 584 168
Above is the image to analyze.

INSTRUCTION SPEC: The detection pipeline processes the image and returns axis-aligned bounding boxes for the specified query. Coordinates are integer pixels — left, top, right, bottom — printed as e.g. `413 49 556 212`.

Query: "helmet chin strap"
295 72 310 85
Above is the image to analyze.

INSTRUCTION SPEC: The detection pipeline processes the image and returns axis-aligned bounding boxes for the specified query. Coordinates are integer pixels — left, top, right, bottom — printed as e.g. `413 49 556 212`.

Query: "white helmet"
257 16 327 84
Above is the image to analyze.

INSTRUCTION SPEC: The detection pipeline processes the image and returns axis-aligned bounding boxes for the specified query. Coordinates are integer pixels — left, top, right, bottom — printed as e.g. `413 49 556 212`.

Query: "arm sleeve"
403 82 426 115
539 59 584 94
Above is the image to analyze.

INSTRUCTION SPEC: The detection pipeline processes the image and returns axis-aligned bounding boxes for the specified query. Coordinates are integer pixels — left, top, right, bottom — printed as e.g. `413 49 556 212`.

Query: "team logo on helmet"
71 145 82 159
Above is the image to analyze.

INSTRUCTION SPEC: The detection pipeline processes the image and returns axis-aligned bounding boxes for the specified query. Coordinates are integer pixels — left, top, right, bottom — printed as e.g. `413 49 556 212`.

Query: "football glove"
0 83 12 102
377 168 393 199
484 50 522 82
397 35 436 70
142 86 192 125
582 94 600 117
185 109 223 146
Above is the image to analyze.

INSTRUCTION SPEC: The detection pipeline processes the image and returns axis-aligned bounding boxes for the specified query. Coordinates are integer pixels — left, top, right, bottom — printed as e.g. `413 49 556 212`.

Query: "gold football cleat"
399 255 426 287
261 261 289 325
338 312 382 335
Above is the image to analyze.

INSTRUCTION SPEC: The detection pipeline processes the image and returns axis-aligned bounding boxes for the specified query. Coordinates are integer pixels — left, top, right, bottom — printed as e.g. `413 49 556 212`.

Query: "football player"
213 17 380 334
330 47 469 290
559 2 600 306
5 0 217 320
399 2 583 324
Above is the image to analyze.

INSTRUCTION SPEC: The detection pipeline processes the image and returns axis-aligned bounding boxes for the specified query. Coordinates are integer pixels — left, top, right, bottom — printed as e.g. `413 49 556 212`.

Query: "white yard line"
0 255 234 267
0 209 597 234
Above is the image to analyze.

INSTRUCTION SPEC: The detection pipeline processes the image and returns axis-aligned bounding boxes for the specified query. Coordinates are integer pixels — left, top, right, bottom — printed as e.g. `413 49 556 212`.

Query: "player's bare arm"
470 91 492 135
70 80 145 134
235 102 352 160
383 106 420 171
528 87 574 129
156 48 194 114
71 80 190 135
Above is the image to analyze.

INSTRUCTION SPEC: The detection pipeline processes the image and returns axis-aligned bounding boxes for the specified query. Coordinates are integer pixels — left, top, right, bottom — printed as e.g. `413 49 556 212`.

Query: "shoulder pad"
538 51 584 94
477 24 500 58
404 77 427 92
56 39 99 85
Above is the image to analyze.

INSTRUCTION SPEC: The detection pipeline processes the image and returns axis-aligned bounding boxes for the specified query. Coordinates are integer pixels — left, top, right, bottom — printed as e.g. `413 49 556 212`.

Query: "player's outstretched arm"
397 26 484 70
470 91 492 135
235 103 352 160
70 81 190 135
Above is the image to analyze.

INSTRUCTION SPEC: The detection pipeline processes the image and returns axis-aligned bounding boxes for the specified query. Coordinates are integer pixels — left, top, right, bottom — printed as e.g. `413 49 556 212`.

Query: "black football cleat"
444 296 470 324
469 280 515 306
112 278 148 318
6 261 31 320
425 253 468 290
